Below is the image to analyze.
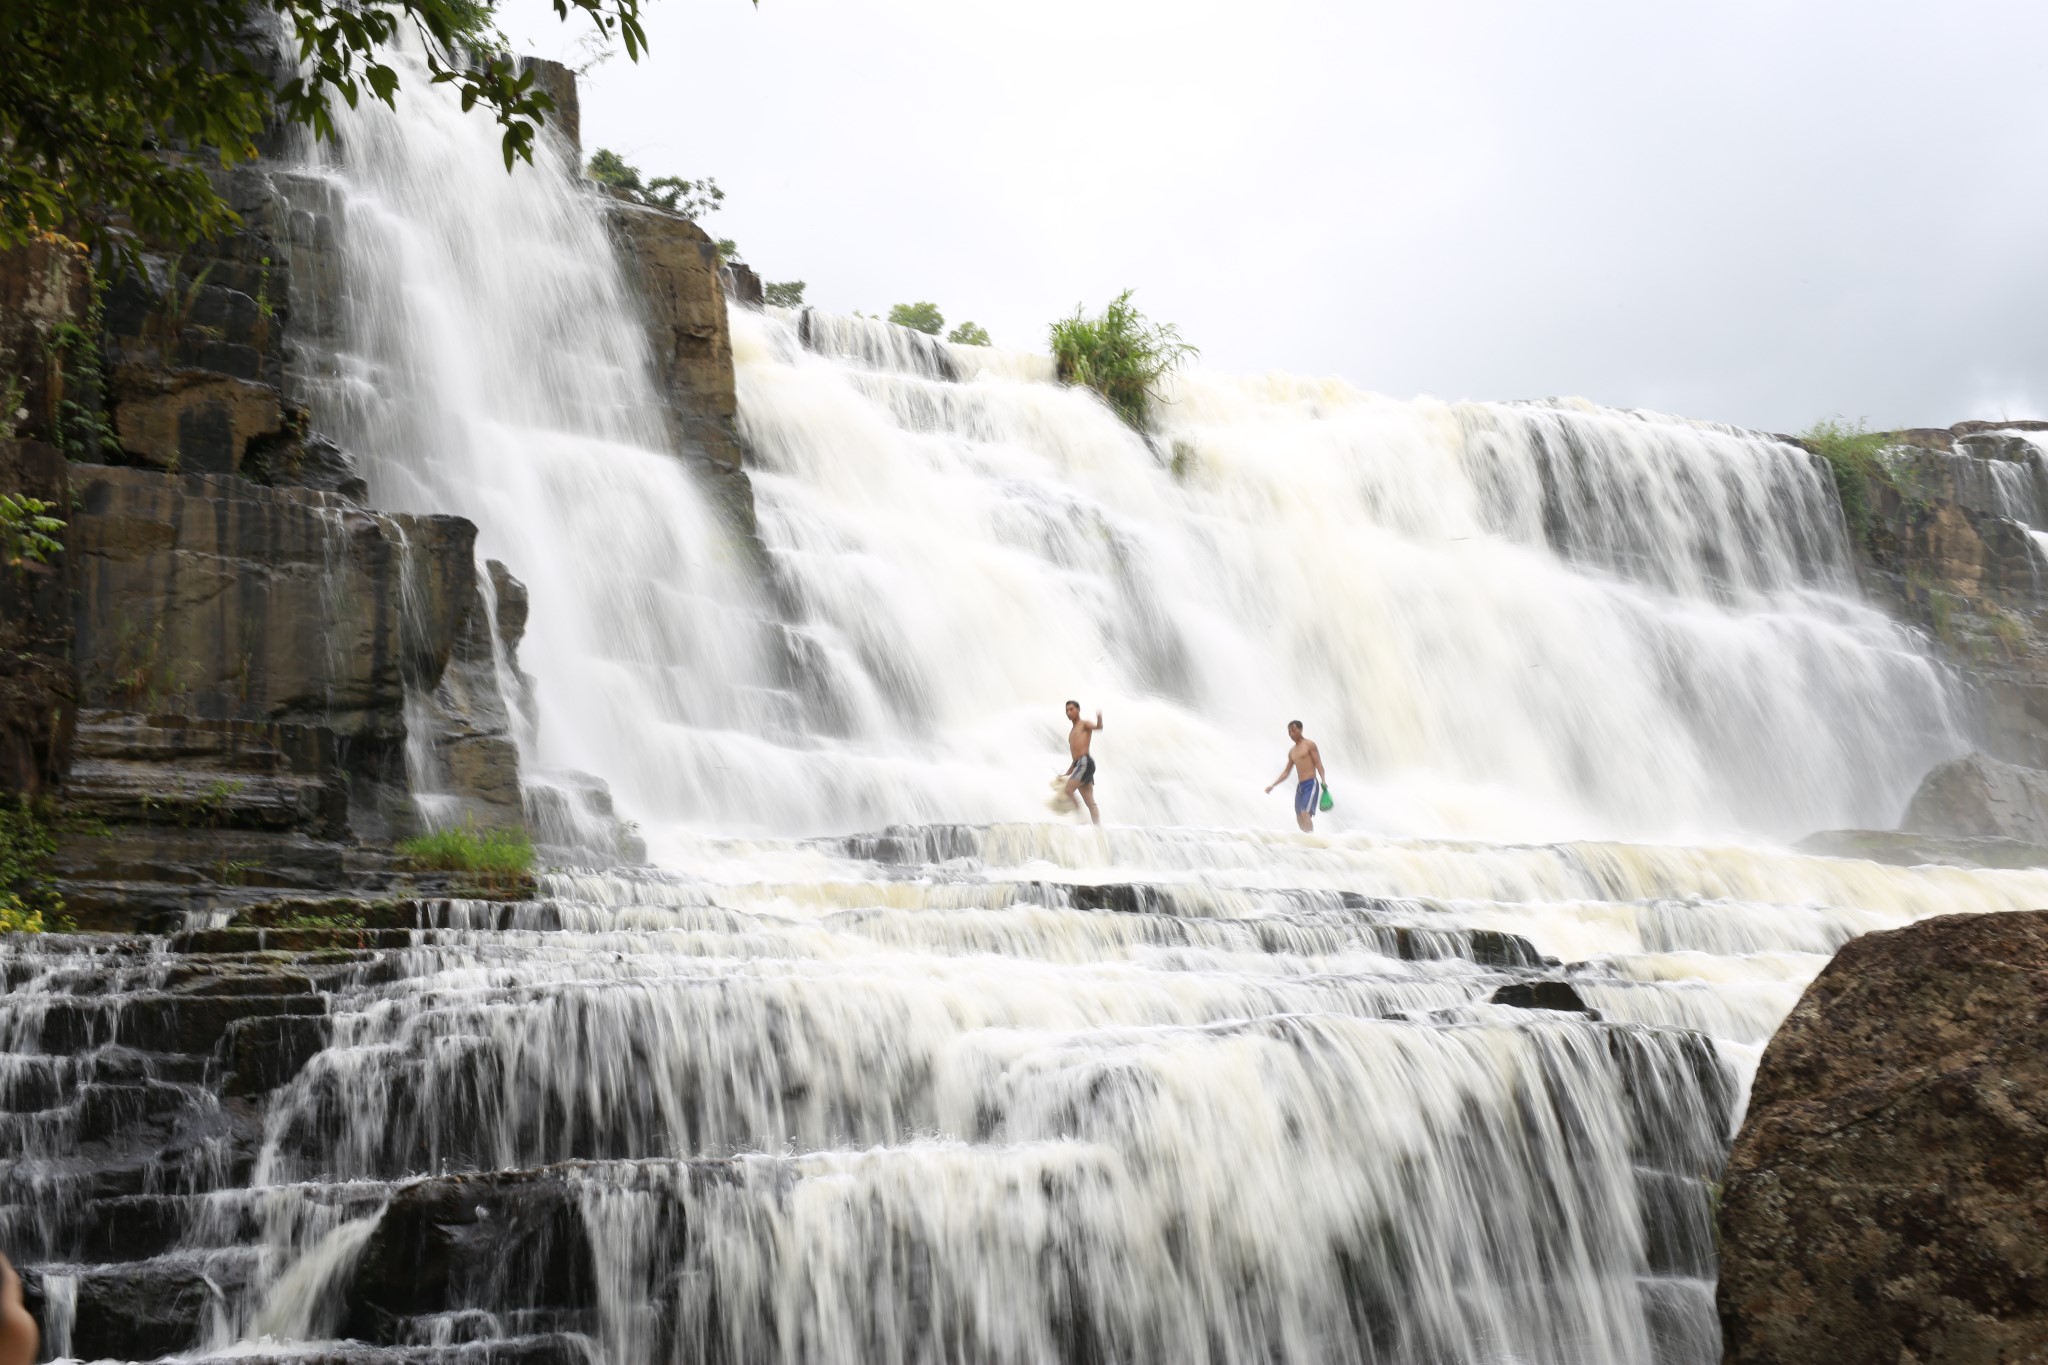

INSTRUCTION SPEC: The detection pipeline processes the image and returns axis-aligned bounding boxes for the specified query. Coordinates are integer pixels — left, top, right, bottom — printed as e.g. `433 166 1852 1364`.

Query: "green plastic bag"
1319 784 1334 813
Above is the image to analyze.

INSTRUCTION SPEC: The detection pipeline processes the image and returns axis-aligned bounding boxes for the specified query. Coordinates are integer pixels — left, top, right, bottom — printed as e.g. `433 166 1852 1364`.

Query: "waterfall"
4 42 2024 1365
734 313 1960 843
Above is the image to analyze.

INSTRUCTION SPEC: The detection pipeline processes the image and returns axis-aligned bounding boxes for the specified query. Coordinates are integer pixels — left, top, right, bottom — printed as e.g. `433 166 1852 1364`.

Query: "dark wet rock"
62 709 349 835
1902 750 2048 842
1797 825 2048 869
65 1253 251 1361
1717 910 2048 1365
1490 980 1595 1014
343 1170 601 1345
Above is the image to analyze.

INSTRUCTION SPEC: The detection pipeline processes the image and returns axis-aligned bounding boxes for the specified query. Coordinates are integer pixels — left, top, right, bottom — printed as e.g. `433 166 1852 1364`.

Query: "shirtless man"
1059 700 1103 826
1264 720 1328 832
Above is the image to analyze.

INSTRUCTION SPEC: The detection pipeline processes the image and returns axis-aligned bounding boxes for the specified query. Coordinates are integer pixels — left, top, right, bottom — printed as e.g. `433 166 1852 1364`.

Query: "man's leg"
1080 783 1100 826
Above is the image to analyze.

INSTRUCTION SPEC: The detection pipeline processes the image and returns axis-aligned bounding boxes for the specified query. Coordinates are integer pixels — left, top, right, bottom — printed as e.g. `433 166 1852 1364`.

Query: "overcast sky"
501 0 2048 433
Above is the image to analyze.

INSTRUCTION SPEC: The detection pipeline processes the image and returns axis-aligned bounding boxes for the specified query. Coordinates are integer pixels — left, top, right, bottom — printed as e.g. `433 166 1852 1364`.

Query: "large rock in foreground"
1717 910 2048 1365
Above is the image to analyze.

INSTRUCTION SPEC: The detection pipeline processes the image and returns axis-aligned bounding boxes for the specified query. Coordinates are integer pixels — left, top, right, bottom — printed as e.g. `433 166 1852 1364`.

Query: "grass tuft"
1048 290 1196 430
396 822 534 887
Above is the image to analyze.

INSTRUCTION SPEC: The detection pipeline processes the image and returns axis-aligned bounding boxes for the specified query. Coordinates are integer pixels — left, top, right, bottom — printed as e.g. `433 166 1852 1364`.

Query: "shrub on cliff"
1800 417 1895 542
764 281 807 309
888 302 945 335
585 150 724 220
1049 290 1197 430
947 321 992 347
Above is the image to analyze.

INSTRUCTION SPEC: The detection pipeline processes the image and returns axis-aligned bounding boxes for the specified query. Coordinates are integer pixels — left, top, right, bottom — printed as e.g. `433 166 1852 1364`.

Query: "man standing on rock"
1265 720 1328 832
1057 700 1103 825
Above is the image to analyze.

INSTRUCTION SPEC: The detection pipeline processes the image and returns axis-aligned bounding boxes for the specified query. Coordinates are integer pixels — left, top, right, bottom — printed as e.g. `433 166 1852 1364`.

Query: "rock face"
69 465 473 740
605 199 758 536
1843 424 2048 770
1717 910 2048 1365
1903 751 2048 841
0 154 535 907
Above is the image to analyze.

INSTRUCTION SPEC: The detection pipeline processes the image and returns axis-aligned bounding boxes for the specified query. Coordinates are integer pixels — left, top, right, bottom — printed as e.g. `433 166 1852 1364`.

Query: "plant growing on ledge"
947 320 992 347
0 493 64 568
397 821 535 890
1049 290 1197 430
764 280 806 309
0 797 63 934
1799 417 1895 542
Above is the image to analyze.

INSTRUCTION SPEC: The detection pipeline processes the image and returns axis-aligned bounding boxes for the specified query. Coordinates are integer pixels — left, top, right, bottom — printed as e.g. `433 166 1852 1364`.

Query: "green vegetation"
0 494 64 568
947 321 992 347
0 797 63 934
764 280 807 309
888 302 945 335
1048 290 1197 430
4 0 645 267
585 149 725 219
397 821 535 888
1800 417 1895 541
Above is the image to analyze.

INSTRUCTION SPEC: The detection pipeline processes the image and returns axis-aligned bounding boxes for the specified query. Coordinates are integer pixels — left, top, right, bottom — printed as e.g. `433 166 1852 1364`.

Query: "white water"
33 39 2012 1365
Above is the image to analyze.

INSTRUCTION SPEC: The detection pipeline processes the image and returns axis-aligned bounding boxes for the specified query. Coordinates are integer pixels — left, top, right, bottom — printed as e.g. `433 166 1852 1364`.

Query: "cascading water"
5 42 2035 1365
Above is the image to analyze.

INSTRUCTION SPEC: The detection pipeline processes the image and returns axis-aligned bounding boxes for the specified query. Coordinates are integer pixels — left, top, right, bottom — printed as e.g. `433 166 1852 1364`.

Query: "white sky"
501 0 2048 433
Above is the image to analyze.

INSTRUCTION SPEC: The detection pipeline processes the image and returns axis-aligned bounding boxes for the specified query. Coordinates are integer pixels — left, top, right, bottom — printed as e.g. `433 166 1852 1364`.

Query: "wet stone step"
36 1249 261 1362
23 992 330 1057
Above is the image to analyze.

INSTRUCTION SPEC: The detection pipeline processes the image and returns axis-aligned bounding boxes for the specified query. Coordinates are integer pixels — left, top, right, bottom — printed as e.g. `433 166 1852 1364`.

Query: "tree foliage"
2 0 653 265
0 495 65 568
764 280 806 309
888 301 944 335
585 148 724 219
947 320 992 347
1048 290 1197 429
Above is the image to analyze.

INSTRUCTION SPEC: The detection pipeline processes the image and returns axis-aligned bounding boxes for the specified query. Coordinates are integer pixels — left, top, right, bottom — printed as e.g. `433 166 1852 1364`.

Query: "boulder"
342 1168 600 1344
1902 751 2048 842
1717 910 2048 1365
